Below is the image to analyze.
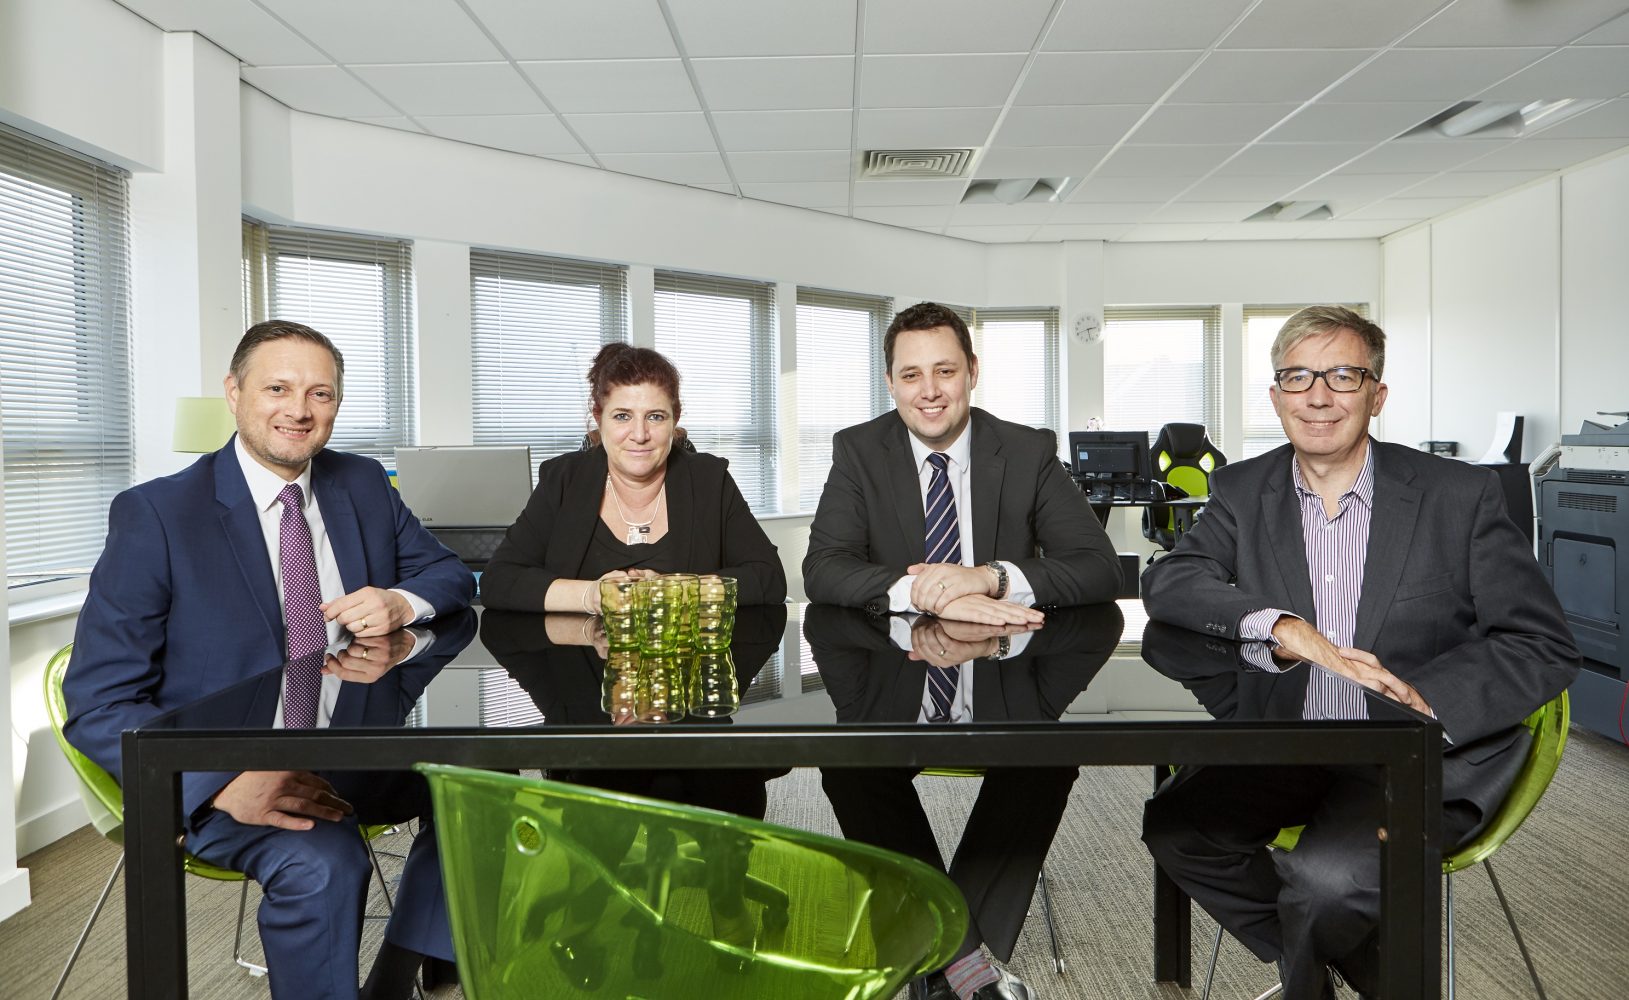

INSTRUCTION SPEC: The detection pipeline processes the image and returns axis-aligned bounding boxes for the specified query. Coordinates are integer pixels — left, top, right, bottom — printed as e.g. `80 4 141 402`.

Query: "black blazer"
802 408 1121 612
480 445 786 611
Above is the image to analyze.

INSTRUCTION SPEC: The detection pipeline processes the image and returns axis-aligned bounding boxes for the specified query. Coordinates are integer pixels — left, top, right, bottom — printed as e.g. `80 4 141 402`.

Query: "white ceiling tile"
1179 175 1300 201
1069 175 1204 201
1456 136 1629 171
351 63 546 116
1045 0 1255 51
864 0 1056 54
598 152 730 185
257 0 499 62
714 110 853 150
1528 98 1629 139
1262 102 1444 142
461 0 677 60
1403 0 1629 47
736 181 851 206
1049 202 1163 223
563 113 716 153
995 105 1144 147
1477 47 1629 100
1153 201 1271 223
691 183 738 195
241 66 398 117
857 108 1002 148
1211 141 1373 176
690 57 853 111
1019 52 1201 106
852 179 966 205
1222 0 1437 49
862 54 1028 109
975 146 1112 177
1095 144 1242 177
1120 223 1224 242
1035 223 1137 241
730 150 852 182
944 224 1041 242
1170 50 1371 104
421 113 584 156
1400 170 1551 198
1309 219 1417 238
1131 104 1300 144
1342 197 1477 221
543 153 598 167
853 205 956 227
1579 11 1629 43
156 0 327 66
1322 48 1550 102
519 60 700 113
1341 138 1512 174
665 0 856 56
352 116 425 133
1289 171 1436 202
949 203 1058 225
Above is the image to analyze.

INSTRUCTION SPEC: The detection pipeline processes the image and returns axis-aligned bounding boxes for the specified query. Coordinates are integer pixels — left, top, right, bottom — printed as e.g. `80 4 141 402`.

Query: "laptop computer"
393 445 534 528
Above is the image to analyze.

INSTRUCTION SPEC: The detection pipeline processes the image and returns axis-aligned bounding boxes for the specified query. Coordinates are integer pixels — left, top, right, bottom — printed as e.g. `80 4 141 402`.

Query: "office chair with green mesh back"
1142 422 1227 554
416 763 970 1000
1197 693 1569 1000
44 644 405 998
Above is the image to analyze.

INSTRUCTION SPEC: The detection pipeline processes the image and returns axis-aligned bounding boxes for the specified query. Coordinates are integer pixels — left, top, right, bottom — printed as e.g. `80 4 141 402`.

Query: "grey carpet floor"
5 727 1628 999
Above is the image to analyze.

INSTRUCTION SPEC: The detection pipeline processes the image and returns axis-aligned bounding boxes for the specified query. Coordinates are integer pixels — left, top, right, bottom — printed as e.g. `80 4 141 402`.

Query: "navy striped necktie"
924 452 961 722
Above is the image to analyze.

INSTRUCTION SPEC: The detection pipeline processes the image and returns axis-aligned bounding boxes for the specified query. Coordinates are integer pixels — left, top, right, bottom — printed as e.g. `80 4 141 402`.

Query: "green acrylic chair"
44 644 403 998
416 763 969 1000
1198 692 1569 1000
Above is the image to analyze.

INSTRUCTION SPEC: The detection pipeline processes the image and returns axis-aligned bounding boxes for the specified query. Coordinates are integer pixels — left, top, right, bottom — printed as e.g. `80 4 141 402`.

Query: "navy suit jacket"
64 440 475 817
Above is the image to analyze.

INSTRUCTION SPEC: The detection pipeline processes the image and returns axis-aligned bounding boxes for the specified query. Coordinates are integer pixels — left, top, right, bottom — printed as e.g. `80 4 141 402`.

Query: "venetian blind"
795 287 891 511
242 219 416 464
973 307 1061 437
0 123 132 588
654 270 777 513
1102 306 1222 446
470 249 629 467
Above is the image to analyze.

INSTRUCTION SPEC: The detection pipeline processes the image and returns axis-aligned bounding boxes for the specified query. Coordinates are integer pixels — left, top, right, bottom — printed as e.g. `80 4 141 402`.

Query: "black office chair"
1141 423 1226 554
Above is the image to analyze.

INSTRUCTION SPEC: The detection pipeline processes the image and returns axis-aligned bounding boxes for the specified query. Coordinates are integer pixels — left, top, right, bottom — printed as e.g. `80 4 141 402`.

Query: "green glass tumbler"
636 652 687 723
696 575 738 651
601 650 640 722
638 576 685 654
600 578 641 652
663 573 701 646
688 649 740 718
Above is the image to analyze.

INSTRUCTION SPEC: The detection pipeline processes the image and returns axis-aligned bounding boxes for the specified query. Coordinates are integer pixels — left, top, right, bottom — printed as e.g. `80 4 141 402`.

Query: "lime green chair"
416 763 969 1000
44 644 403 997
1198 693 1568 1000
1142 422 1226 554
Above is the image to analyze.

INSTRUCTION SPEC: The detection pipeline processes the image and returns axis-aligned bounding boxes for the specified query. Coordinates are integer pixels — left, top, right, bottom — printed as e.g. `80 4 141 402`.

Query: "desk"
120 604 1441 998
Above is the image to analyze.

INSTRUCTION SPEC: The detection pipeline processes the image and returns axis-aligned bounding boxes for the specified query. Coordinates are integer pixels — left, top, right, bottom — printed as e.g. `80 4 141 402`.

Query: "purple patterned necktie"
278 483 326 728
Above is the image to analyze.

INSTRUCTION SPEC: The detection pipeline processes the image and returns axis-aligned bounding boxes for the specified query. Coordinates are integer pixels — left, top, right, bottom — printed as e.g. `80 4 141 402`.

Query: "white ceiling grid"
116 0 1629 243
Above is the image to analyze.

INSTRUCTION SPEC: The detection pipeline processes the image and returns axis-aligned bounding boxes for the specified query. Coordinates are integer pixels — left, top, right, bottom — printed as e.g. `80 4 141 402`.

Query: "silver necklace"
606 474 663 544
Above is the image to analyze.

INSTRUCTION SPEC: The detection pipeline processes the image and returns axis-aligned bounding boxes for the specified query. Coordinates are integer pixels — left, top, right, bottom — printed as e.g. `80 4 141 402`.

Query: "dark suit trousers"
1142 764 1480 999
820 765 1078 963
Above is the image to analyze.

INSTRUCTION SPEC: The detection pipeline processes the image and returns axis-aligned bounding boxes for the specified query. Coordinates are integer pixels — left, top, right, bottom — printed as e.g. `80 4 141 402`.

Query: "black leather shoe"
969 965 1033 1000
909 970 957 1000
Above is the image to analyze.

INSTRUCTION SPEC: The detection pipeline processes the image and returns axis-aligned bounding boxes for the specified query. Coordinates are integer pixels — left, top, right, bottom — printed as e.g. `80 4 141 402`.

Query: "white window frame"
794 287 891 512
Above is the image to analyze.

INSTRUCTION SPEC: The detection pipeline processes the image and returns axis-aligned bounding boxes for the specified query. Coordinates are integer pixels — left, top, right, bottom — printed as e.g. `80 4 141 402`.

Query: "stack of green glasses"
598 574 741 723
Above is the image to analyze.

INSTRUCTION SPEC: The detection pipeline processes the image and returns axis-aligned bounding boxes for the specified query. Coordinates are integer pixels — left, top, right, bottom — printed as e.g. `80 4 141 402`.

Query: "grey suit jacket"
1142 440 1578 804
803 408 1121 612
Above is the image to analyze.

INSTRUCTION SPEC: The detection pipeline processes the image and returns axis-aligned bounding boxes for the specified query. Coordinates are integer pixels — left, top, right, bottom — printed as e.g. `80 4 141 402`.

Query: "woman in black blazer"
480 344 786 611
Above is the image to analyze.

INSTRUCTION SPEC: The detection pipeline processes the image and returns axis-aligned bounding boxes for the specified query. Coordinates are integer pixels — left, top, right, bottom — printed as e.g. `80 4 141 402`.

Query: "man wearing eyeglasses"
1138 306 1578 998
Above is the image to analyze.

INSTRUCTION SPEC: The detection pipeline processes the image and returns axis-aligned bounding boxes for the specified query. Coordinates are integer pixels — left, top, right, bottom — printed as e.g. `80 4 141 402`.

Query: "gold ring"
938 647 949 657
357 618 368 630
936 582 947 590
359 647 370 659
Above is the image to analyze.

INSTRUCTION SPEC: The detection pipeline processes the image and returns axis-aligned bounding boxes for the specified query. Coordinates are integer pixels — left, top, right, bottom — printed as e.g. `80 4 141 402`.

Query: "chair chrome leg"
1484 859 1547 1000
1251 985 1284 1000
1036 868 1064 975
1446 873 1456 1000
51 854 124 1000
1201 924 1223 1000
233 879 269 976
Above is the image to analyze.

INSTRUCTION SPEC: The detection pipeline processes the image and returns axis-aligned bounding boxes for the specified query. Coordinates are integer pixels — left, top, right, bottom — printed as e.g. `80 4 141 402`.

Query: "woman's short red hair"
587 343 682 421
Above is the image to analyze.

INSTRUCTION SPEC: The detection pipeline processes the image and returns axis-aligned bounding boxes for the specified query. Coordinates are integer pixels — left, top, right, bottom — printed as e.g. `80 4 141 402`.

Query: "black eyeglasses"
1273 366 1373 393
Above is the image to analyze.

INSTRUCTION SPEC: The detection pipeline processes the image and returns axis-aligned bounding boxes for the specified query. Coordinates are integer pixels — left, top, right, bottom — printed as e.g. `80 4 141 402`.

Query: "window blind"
973 307 1060 437
242 219 415 465
477 668 545 727
654 270 777 513
471 249 628 467
1242 304 1371 460
0 123 132 588
1102 306 1222 445
794 287 891 511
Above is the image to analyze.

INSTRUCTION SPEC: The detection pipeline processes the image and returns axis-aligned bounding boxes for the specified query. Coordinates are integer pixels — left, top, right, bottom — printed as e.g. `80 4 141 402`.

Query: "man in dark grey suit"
1139 306 1579 998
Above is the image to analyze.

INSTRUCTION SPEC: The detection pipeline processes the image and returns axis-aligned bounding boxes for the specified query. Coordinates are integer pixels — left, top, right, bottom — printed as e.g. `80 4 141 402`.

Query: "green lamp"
172 397 236 453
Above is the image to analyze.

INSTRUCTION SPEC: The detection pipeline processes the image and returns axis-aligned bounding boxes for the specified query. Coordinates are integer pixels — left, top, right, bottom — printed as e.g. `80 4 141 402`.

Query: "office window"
1242 304 1371 460
1102 306 1222 445
0 124 132 588
795 287 891 511
471 250 628 466
242 220 415 464
973 307 1060 437
654 270 777 513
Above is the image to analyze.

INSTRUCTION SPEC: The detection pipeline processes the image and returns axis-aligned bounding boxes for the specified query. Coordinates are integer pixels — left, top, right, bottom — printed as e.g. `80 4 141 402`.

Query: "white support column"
0 412 34 922
1220 302 1245 461
777 281 799 513
415 241 473 446
628 265 655 348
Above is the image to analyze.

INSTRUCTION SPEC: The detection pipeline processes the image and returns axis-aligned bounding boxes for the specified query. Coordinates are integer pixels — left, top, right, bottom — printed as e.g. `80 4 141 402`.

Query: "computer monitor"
1068 431 1151 483
394 445 534 528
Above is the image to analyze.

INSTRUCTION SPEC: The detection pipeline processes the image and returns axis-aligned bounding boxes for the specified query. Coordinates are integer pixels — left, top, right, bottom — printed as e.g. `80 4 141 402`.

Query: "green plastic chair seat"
416 763 969 1000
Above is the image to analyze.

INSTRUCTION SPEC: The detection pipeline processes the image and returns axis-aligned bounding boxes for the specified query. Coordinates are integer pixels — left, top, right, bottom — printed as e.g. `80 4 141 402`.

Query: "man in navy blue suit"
64 320 474 1000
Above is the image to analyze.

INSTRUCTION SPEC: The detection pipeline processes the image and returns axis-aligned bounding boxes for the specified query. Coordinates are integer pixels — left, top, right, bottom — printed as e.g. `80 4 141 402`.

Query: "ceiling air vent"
1245 201 1333 222
961 177 1073 204
861 148 975 179
1403 99 1602 140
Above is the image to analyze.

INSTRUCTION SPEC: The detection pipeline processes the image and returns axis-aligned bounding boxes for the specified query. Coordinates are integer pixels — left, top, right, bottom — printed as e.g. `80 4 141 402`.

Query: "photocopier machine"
1532 412 1629 739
